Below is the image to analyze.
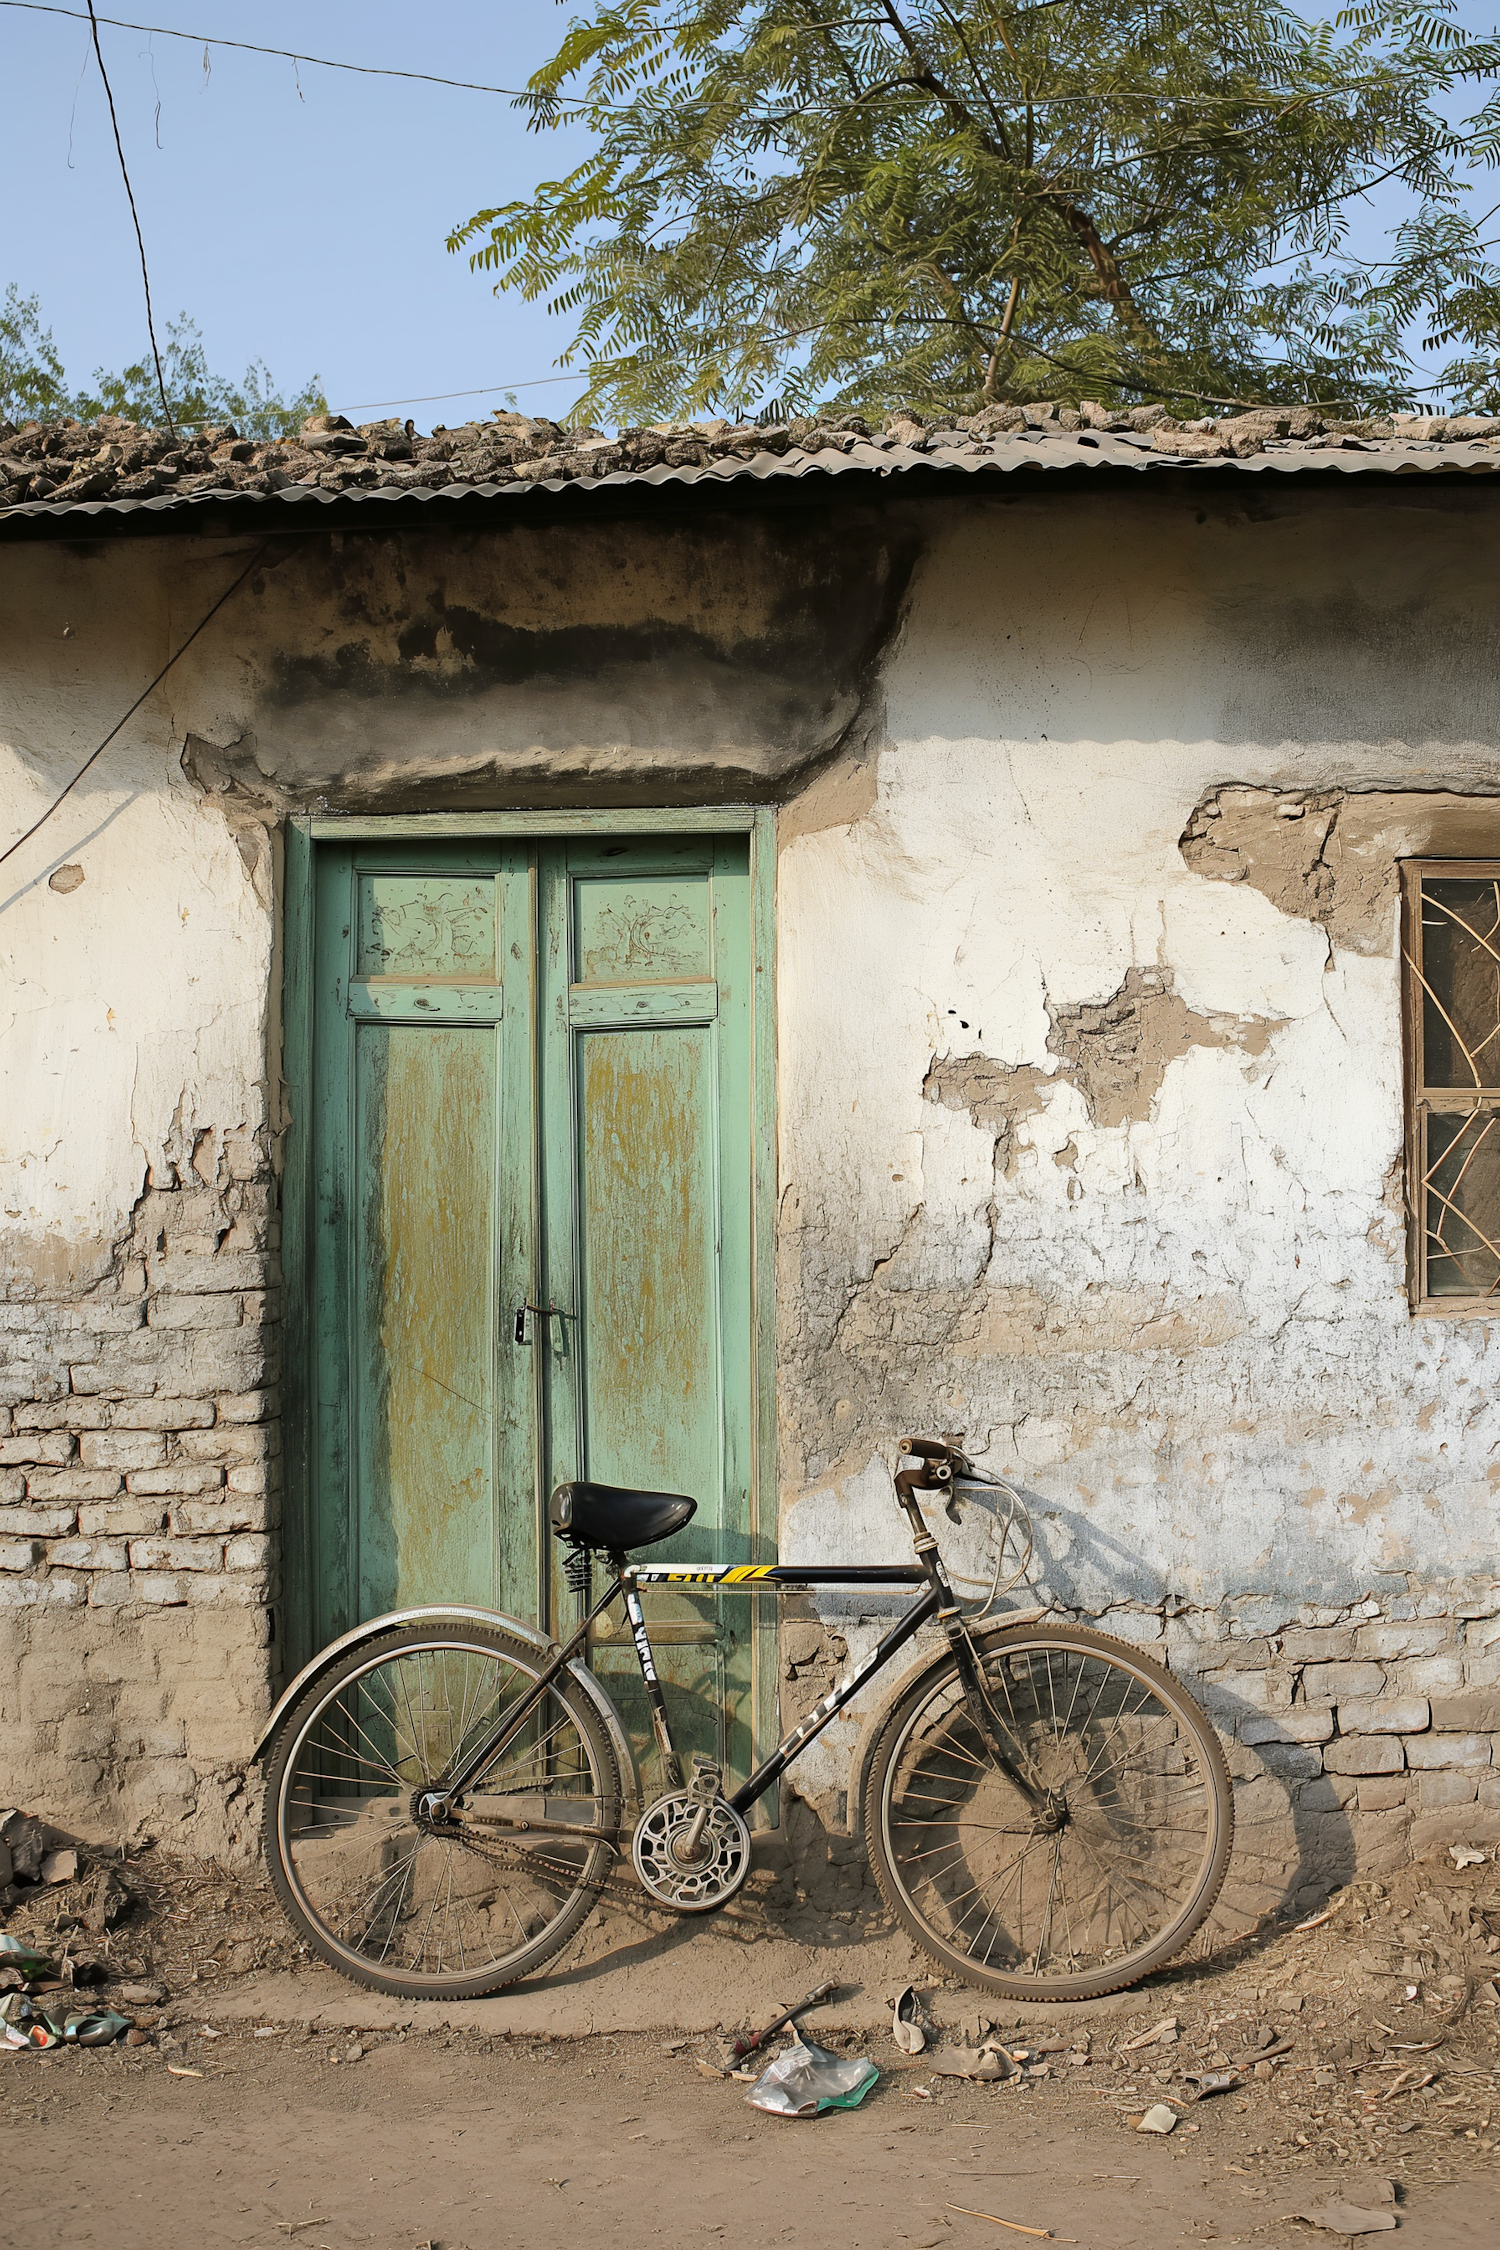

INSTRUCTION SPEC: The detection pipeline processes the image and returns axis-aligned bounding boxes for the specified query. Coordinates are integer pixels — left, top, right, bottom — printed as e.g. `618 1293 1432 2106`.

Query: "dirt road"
1 2025 1493 2249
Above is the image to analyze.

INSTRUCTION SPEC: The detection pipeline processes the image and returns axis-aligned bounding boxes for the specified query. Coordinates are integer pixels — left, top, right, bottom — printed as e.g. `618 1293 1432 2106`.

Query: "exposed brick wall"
0 1131 280 1861
1100 1590 1500 1900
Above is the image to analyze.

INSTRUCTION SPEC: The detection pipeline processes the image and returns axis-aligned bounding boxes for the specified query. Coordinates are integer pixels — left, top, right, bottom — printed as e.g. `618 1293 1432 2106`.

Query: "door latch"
513 1302 572 1345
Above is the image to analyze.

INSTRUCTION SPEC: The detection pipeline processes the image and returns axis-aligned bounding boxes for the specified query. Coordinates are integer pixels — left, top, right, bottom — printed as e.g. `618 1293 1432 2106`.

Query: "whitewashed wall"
775 493 1500 1894
1 487 1498 1891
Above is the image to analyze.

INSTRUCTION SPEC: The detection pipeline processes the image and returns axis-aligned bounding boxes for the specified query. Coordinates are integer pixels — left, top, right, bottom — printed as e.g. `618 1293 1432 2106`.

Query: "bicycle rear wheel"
864 1623 1233 2002
263 1622 621 2000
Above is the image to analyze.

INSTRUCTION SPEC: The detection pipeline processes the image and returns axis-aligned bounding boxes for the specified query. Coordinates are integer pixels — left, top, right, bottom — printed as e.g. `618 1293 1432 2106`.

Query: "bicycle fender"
248 1604 640 1817
844 1610 1051 1844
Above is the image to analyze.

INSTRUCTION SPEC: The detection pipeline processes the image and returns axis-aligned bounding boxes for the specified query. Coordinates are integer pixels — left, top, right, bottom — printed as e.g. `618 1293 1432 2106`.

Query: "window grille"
1402 861 1500 1307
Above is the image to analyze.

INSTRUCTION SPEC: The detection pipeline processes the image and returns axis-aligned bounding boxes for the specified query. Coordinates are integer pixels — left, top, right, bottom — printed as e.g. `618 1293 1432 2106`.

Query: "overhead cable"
0 4 1431 112
83 0 174 434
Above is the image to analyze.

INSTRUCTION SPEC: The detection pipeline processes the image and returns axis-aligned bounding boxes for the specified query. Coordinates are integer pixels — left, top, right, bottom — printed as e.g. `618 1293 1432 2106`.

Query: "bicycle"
257 1437 1233 2004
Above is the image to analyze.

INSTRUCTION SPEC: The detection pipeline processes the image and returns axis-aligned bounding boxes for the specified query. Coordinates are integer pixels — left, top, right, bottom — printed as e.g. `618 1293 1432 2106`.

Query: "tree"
449 0 1500 422
1 288 71 422
0 292 324 438
71 315 326 440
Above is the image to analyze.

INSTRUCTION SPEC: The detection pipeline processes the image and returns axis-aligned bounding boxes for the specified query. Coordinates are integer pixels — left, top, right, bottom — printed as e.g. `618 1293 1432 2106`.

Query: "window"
1402 861 1500 1307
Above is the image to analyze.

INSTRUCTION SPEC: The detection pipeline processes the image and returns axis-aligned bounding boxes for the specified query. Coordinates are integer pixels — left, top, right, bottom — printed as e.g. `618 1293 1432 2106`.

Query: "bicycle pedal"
687 1754 723 1806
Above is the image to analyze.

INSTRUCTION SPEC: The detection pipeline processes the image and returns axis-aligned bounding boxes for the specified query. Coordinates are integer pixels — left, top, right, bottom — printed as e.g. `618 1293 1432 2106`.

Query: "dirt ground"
2 1841 1499 2245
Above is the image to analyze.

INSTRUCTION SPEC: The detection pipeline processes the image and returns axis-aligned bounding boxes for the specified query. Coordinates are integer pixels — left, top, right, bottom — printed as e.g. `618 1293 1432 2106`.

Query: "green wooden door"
301 833 760 1788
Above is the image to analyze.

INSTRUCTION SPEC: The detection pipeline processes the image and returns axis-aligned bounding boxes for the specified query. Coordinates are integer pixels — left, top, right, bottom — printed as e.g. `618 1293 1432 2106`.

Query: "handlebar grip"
897 1436 953 1462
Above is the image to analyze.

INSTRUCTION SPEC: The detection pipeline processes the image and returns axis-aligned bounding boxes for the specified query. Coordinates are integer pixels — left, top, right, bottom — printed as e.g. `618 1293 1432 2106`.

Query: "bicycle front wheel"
264 1622 621 2000
864 1623 1233 2002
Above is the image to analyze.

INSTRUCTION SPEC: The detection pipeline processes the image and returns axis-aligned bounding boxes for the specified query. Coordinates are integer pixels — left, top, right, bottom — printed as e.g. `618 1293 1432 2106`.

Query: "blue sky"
1 3 595 425
5 3 1500 424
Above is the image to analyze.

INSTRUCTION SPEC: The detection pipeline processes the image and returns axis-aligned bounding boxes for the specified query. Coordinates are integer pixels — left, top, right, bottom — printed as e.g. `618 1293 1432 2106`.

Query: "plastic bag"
745 2036 878 2118
0 1932 55 1983
0 1991 132 2048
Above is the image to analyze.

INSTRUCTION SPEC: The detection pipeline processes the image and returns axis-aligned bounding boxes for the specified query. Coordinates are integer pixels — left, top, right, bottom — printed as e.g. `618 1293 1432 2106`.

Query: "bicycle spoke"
274 1633 613 1994
874 1634 1227 1991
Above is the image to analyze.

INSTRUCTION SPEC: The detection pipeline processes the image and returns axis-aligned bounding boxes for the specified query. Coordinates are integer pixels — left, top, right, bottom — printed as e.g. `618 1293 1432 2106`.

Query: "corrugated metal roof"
4 424 1497 533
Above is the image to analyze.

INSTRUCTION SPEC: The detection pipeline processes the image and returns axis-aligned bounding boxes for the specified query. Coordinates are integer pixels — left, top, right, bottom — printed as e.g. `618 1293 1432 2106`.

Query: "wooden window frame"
1401 856 1500 1314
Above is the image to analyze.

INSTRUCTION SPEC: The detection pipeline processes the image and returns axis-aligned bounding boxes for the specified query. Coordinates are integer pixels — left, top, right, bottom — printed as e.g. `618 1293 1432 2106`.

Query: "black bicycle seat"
549 1480 697 1552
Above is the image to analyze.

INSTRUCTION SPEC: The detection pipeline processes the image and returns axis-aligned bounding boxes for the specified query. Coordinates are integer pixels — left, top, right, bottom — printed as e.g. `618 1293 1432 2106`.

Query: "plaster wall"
775 489 1500 1904
1 486 1498 1908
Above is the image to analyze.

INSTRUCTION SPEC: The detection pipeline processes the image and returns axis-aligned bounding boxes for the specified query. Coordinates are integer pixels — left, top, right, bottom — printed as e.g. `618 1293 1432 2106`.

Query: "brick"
1347 1810 1415 1872
0 1505 76 1537
148 1250 275 1293
77 1500 168 1536
1356 1776 1408 1810
0 1432 73 1466
26 1468 122 1502
187 1572 271 1608
80 1431 166 1471
146 1294 243 1331
216 1390 276 1423
0 1574 81 1607
110 1398 215 1430
69 1304 144 1336
1404 1656 1466 1695
1241 1706 1334 1746
0 1468 22 1502
176 1424 278 1462
46 1537 128 1571
226 1461 275 1496
125 1466 224 1496
1430 1695 1500 1732
1404 1732 1493 1769
1409 1807 1500 1858
15 1398 112 1430
223 1532 272 1571
1339 1696 1429 1736
0 1537 41 1570
1281 1628 1356 1663
171 1496 271 1535
1355 1621 1452 1659
133 1573 189 1606
85 1573 134 1609
1301 1661 1386 1700
1479 1776 1500 1808
1416 1772 1479 1810
1323 1735 1404 1775
128 1536 224 1572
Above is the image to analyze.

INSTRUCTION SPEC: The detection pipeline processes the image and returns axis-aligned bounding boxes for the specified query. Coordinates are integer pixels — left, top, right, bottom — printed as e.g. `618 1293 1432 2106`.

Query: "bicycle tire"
863 1621 1233 2003
263 1620 621 2000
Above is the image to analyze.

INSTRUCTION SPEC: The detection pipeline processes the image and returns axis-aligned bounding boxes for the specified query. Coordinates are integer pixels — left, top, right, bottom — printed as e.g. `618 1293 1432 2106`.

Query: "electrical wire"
3 2 547 99
0 541 270 872
0 4 1442 114
345 374 584 413
83 0 173 435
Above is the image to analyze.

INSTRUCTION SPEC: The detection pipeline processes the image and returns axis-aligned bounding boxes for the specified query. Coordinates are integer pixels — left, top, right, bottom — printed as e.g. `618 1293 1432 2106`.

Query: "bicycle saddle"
549 1480 697 1552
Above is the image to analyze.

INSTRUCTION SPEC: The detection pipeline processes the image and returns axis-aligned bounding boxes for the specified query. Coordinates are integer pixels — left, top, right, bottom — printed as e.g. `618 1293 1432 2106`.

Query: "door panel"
353 1021 498 1616
575 1023 720 1508
542 838 756 1792
308 845 535 1650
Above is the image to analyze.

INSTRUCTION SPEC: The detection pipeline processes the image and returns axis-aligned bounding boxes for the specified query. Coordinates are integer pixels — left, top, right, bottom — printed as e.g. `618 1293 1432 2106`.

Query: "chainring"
630 1789 752 1913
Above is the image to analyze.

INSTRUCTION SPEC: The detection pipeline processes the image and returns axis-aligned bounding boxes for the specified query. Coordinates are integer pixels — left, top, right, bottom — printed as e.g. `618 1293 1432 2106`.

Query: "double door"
297 833 761 1786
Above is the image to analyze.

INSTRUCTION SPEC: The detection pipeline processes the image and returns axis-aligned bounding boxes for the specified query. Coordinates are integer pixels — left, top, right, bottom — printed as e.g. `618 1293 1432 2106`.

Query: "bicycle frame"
437 1445 1042 1836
